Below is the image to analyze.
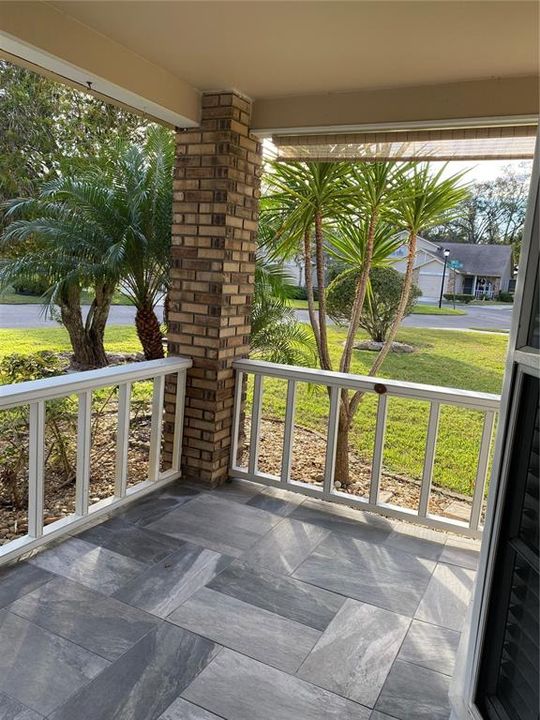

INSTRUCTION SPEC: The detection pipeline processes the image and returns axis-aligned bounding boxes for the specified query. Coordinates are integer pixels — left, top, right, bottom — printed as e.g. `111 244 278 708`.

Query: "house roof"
433 242 513 277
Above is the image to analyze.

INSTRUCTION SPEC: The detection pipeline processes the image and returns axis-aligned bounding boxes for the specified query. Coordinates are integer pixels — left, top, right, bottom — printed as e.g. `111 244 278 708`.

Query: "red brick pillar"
165 92 262 486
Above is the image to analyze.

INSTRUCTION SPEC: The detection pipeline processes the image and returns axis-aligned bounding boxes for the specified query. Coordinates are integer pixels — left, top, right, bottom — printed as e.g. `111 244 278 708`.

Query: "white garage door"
418 272 444 300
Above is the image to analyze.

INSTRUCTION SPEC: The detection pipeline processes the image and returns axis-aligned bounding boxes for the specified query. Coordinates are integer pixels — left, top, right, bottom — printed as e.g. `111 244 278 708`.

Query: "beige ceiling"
51 0 539 99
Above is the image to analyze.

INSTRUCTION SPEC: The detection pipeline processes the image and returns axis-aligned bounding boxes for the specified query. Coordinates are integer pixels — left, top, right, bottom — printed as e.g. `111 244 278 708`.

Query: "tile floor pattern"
0 479 481 720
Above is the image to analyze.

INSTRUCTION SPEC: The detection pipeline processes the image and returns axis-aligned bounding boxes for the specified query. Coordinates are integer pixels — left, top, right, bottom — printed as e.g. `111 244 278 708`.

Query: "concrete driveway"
0 302 511 331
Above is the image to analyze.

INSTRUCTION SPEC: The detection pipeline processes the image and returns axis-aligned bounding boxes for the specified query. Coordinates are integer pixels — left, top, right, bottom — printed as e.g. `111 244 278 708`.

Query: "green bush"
11 278 49 296
287 285 319 301
443 293 474 304
327 267 422 342
497 291 514 303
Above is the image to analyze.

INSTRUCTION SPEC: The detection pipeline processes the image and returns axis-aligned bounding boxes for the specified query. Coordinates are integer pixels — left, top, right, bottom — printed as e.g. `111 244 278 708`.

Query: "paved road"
0 302 512 331
295 304 513 331
0 304 164 329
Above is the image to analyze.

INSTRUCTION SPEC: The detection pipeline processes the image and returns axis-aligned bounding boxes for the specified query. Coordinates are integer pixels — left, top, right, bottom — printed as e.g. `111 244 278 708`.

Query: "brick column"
165 92 262 487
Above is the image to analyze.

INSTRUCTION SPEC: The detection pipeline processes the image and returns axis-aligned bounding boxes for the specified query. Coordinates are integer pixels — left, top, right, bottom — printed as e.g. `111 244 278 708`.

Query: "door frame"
450 135 539 719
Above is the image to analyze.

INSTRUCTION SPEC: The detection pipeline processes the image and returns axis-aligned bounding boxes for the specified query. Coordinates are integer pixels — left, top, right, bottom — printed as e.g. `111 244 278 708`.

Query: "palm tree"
1 127 173 366
368 164 470 378
251 257 315 366
266 161 354 370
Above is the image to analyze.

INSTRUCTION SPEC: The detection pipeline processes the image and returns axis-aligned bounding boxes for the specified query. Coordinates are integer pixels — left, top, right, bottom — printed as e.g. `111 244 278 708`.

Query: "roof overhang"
0 1 538 133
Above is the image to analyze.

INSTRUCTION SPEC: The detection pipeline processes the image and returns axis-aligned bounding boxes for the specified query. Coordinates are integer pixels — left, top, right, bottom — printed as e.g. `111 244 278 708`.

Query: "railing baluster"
323 386 340 497
28 401 45 538
370 393 388 505
470 410 496 531
419 401 440 517
148 374 165 482
76 390 92 516
248 374 263 475
115 382 131 498
230 370 244 470
280 379 297 485
171 370 187 474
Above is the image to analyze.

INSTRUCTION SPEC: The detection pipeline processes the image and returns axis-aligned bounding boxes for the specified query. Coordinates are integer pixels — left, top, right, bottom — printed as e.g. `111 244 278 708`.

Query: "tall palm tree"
266 161 354 370
1 127 173 366
367 164 470 379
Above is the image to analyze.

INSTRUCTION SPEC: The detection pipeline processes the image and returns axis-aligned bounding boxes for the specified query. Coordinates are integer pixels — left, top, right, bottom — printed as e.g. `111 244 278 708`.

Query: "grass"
0 325 142 359
287 298 464 315
0 322 507 497
251 325 507 496
0 289 133 305
412 304 465 316
288 299 319 310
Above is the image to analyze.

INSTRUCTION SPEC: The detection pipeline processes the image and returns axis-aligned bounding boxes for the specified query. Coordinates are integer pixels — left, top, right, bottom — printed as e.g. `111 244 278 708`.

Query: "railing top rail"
233 358 500 411
0 357 192 409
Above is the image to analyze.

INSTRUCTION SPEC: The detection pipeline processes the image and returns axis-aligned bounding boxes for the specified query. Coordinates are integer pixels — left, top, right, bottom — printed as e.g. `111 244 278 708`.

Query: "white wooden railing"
230 359 501 538
0 357 191 565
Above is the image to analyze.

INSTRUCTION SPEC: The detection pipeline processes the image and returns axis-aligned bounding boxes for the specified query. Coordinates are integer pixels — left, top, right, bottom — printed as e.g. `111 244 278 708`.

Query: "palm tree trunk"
59 284 109 369
135 303 164 360
314 212 332 370
334 404 351 486
340 210 378 374
303 229 322 358
369 231 418 378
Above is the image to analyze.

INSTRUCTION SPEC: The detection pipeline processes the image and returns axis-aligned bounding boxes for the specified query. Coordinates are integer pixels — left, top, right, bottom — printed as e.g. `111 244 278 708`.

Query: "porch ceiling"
0 1 538 131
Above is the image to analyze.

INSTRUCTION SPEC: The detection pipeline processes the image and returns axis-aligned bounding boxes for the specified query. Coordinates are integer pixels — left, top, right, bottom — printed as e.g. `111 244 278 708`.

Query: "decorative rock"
334 481 342 489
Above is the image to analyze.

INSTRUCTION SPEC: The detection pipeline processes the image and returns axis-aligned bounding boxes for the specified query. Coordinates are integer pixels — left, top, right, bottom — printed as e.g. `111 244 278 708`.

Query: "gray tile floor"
0 479 480 720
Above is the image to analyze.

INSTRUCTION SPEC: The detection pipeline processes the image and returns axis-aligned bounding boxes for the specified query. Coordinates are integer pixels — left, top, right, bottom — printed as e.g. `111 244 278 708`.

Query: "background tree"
327 266 422 342
0 59 145 213
424 163 530 261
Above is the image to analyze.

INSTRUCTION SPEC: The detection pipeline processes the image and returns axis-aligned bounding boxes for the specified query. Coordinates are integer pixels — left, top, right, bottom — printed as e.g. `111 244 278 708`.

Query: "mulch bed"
0 352 154 545
241 417 475 520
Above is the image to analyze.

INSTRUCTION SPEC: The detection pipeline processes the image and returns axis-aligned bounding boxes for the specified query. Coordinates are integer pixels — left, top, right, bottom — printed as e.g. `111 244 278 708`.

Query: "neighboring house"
390 236 514 301
286 235 514 301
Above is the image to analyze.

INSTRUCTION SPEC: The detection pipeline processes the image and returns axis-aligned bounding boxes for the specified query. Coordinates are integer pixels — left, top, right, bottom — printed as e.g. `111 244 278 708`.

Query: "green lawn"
0 323 507 496
252 326 507 496
0 289 133 305
288 298 464 316
0 325 141 359
288 299 319 310
412 304 465 316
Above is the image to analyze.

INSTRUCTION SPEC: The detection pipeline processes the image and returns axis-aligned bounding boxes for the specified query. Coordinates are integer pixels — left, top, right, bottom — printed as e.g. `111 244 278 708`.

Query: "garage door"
418 272 443 299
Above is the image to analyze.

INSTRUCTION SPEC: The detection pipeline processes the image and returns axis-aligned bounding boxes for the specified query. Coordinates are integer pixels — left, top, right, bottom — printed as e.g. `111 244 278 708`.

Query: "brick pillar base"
165 92 262 486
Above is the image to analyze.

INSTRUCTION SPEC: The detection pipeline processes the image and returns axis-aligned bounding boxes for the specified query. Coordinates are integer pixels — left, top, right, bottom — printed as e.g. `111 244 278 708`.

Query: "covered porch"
0 3 538 720
0 477 479 720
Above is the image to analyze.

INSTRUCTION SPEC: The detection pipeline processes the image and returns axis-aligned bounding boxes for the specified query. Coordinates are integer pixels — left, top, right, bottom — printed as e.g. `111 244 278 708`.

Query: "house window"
475 372 539 720
463 276 475 294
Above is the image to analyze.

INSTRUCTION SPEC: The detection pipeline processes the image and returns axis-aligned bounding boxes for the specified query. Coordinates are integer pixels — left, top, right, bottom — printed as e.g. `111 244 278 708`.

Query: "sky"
433 159 533 183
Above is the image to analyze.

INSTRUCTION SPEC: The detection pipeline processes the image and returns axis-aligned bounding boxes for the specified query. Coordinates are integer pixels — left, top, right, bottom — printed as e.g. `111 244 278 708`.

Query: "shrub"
443 293 474 304
327 266 422 342
497 291 514 303
287 285 319 301
11 278 49 296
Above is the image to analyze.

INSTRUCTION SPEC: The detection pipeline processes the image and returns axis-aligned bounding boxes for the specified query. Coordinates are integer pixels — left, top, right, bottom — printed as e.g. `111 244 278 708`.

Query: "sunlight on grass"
0 325 142 360
0 323 507 495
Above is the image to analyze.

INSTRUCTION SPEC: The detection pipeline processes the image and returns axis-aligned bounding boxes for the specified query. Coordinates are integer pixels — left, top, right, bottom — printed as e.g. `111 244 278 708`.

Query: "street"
0 302 512 331
294 303 513 332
